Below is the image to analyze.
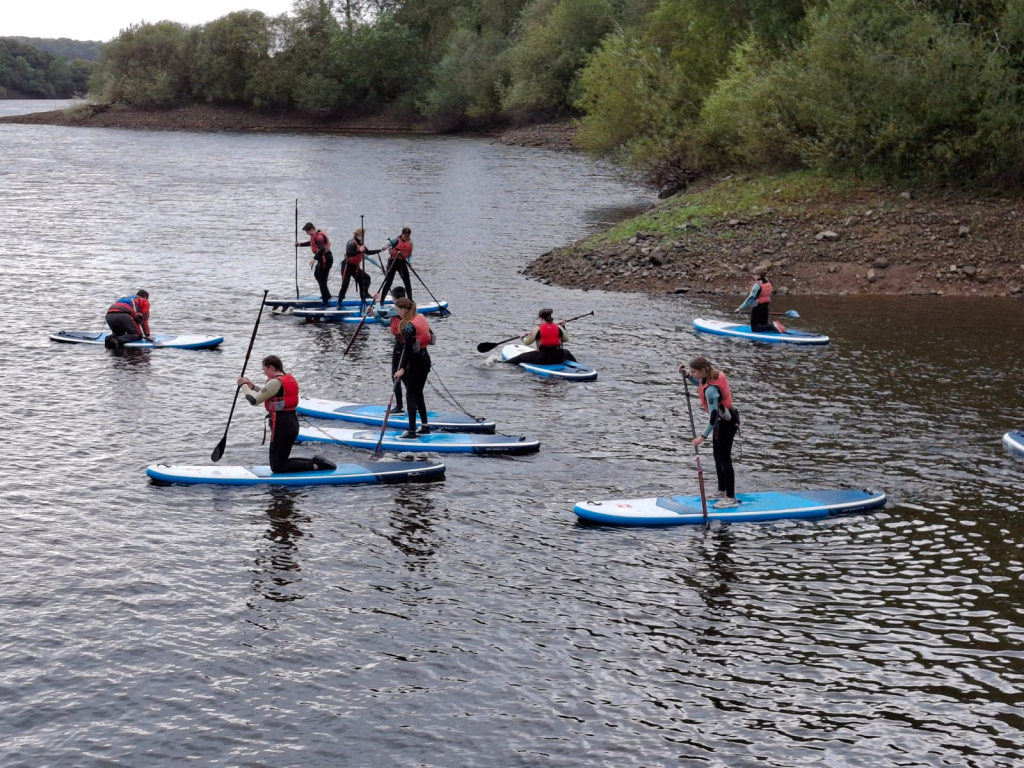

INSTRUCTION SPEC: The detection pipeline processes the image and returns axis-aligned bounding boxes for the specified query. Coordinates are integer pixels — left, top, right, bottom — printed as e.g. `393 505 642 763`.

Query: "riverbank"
525 172 1024 298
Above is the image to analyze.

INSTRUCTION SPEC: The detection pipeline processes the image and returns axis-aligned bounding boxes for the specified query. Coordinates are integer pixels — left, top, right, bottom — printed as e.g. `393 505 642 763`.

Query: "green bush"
421 26 510 121
90 22 196 105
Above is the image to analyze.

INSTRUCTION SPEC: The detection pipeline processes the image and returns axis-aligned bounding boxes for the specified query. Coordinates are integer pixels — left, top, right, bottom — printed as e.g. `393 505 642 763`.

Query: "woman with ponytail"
680 355 740 509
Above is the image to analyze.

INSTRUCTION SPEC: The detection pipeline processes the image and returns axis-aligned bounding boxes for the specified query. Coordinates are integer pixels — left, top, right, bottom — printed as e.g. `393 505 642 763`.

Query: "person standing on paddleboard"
105 289 153 349
375 286 408 413
340 228 382 306
681 355 740 509
375 227 414 303
505 308 577 365
392 297 433 439
296 222 333 308
735 265 786 334
238 355 336 473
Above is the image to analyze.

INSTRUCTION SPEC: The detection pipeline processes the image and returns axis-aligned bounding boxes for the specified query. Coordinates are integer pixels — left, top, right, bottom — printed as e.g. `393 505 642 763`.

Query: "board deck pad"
50 331 224 350
693 318 830 345
298 398 495 432
146 460 445 486
297 425 539 455
573 488 887 525
293 300 449 322
500 344 598 381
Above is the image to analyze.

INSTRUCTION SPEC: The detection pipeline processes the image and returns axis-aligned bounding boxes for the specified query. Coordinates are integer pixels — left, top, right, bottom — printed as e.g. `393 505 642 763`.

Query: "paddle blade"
477 342 498 353
211 436 227 463
785 309 801 318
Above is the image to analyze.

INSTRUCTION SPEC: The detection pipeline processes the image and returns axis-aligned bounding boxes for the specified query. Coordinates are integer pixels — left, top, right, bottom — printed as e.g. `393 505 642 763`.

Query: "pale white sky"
2 1 297 42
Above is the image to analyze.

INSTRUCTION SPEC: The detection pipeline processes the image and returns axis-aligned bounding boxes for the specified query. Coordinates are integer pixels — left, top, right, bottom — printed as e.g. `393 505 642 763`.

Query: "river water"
1 99 1023 767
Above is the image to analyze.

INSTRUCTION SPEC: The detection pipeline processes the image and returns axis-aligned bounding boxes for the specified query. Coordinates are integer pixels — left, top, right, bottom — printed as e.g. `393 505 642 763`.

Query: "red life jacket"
390 315 401 338
309 230 330 257
754 278 773 305
389 237 412 261
538 322 562 348
265 373 299 414
698 373 733 412
411 314 432 347
107 296 149 333
347 238 365 266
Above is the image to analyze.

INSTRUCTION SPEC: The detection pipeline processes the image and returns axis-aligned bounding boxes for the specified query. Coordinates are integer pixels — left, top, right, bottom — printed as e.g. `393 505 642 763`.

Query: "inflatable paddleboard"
1004 430 1024 458
50 331 224 350
693 318 830 345
297 426 539 455
500 344 598 381
146 460 445 486
293 300 449 322
268 294 394 311
298 398 495 433
574 488 886 525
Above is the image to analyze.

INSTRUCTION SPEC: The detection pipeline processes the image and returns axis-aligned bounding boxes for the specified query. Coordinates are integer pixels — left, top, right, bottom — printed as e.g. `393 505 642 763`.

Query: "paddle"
294 199 299 299
373 346 408 460
406 261 450 317
771 310 800 318
476 310 595 353
681 369 709 524
211 290 269 462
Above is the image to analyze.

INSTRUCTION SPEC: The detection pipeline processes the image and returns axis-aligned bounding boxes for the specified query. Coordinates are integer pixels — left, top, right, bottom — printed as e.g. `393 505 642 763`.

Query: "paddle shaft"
294 199 299 298
476 310 595 353
373 345 408 459
211 290 269 462
406 261 449 316
682 372 709 523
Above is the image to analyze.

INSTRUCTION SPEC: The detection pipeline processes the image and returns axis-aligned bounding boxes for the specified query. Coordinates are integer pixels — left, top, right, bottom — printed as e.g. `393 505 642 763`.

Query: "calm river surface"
1 101 1023 767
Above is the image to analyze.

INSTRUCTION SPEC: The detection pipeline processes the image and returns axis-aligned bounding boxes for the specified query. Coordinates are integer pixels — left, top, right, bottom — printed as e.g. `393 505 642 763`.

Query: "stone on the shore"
816 230 840 241
958 225 970 237
962 265 977 278
650 249 667 266
873 256 889 269
867 269 878 283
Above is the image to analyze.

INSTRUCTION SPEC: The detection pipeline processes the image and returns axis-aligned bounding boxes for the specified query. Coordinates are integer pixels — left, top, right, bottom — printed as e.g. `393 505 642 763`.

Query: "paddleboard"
574 488 886 526
146 460 445 486
293 300 449 322
1004 430 1024 458
693 318 830 345
268 294 394 311
500 344 598 382
297 425 539 455
298 398 496 433
50 331 224 350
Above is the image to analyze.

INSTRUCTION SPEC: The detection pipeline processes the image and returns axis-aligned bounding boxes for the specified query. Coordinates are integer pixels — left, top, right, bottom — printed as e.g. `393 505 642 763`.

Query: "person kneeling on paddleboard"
505 308 577 366
105 290 153 349
734 265 786 334
392 297 433 439
238 355 336 473
681 355 740 509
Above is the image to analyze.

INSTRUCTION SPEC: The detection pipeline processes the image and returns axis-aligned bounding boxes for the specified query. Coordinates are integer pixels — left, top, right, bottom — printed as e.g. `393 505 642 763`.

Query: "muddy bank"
525 182 1024 298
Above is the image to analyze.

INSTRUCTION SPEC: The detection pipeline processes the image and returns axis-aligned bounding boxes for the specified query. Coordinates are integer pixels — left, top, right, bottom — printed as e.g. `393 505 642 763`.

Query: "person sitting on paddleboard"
296 222 333 308
340 227 382 306
105 289 153 349
735 265 786 333
375 227 414 303
681 355 740 509
238 355 336 473
374 286 408 413
392 297 433 439
505 308 577 365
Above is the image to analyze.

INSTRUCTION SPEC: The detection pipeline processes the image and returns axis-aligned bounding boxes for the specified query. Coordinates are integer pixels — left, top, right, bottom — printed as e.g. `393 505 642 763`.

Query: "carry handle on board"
476 310 595 353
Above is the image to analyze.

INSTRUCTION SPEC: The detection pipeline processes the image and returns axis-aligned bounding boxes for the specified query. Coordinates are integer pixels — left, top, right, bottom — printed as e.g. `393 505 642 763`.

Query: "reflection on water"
250 490 309 605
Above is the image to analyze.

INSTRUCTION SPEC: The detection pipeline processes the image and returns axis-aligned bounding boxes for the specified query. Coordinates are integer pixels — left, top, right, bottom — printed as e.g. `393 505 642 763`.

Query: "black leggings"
749 303 775 333
391 343 405 411
712 417 739 497
506 346 576 365
338 261 370 303
313 252 333 306
378 258 413 301
269 411 318 473
402 351 431 432
106 312 143 344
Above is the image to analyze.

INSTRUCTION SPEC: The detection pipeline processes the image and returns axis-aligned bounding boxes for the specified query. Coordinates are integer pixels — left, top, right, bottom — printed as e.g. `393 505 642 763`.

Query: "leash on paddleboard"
427 368 487 424
212 290 269 462
406 261 450 317
476 310 595 354
681 369 710 524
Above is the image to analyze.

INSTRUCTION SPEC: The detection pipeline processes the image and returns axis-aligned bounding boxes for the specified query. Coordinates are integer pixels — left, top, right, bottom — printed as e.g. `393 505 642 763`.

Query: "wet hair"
538 308 554 322
390 286 406 299
136 289 149 299
303 222 315 232
262 355 284 372
401 227 411 236
688 355 722 380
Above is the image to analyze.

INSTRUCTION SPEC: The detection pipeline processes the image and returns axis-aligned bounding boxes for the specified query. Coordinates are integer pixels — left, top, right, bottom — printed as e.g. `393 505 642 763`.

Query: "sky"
2 1 297 42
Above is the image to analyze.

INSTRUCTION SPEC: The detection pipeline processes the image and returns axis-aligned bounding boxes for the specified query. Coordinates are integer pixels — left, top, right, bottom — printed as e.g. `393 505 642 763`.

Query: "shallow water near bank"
1 121 1023 767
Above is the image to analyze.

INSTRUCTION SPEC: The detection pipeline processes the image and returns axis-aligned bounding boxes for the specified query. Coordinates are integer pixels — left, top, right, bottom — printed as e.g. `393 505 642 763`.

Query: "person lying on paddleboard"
734 265 786 334
296 222 334 308
105 289 153 349
238 355 336 473
680 355 740 509
340 227 382 306
375 227 414 302
392 297 434 439
505 308 577 365
374 286 408 413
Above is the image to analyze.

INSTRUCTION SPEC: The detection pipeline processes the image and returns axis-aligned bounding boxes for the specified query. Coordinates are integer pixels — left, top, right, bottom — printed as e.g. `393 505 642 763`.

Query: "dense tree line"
0 38 94 98
88 0 1024 185
9 37 104 62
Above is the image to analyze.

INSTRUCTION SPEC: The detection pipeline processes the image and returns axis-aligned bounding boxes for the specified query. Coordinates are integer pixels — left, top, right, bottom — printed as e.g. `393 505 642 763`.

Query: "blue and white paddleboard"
693 318 830 346
297 425 539 455
500 344 598 382
1004 430 1024 458
293 300 449 322
50 331 224 350
574 488 887 526
146 460 445 486
298 398 496 433
268 294 394 311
